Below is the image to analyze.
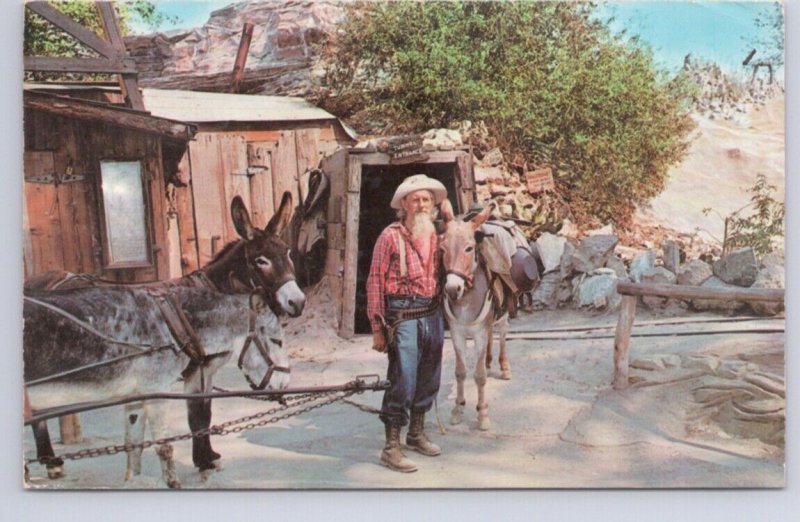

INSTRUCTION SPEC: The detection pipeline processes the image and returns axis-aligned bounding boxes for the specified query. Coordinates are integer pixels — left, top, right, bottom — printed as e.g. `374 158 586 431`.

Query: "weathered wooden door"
23 151 96 278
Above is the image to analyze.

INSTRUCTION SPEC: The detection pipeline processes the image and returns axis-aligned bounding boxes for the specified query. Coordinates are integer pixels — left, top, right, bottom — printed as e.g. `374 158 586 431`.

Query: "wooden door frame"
337 148 474 338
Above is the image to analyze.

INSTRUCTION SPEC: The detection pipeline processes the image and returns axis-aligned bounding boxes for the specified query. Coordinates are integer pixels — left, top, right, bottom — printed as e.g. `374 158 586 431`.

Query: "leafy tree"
24 1 176 81
318 1 696 226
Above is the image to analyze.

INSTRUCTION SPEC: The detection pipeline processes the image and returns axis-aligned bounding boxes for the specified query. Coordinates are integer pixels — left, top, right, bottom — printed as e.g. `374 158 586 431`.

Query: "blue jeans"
380 296 445 427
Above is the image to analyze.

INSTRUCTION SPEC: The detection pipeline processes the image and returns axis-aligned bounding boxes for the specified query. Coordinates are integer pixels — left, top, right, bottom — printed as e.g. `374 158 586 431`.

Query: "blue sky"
132 1 783 73
596 1 782 73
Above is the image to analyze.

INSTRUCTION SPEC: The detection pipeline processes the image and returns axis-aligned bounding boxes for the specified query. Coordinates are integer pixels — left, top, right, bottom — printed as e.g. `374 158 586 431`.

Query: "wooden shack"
319 145 476 337
24 84 356 282
23 89 196 283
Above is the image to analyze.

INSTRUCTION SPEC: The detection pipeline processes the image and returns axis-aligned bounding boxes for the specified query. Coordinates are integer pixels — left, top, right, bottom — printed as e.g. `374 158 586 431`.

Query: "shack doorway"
320 147 475 338
355 164 460 333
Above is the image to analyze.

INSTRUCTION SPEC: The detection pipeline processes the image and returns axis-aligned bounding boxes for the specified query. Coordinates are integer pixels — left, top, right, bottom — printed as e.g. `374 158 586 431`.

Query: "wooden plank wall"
173 152 200 275
189 133 228 266
217 134 251 243
178 122 346 273
272 130 300 210
246 140 277 228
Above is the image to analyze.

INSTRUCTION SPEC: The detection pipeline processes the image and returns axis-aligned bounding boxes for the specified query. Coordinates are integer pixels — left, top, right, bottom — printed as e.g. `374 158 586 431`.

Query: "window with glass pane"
99 161 149 266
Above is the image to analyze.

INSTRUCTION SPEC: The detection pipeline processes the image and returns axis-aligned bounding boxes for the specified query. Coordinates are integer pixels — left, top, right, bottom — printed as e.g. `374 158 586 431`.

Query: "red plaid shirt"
366 222 441 334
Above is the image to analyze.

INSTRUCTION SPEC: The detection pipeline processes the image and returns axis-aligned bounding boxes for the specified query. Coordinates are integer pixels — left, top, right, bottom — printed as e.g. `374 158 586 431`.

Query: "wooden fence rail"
613 281 785 390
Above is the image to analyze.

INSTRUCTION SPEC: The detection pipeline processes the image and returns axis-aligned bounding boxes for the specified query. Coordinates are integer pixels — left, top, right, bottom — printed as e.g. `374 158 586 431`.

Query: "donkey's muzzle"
277 280 306 317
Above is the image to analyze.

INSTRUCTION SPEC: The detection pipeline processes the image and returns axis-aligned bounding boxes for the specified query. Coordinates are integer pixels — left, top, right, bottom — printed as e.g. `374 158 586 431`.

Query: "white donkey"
439 200 507 431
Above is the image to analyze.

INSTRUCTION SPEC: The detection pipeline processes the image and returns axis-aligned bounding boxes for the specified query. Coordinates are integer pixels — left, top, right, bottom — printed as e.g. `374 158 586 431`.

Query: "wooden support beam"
26 1 117 58
230 22 255 94
24 56 138 74
339 154 362 338
613 295 637 390
616 281 784 303
97 2 145 110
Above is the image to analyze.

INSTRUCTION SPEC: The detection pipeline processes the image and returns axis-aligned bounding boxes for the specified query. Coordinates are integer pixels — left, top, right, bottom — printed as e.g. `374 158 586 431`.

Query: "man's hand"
372 331 387 353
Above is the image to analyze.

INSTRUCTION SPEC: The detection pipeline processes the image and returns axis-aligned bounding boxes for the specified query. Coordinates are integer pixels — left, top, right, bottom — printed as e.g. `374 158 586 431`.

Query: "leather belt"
385 297 441 323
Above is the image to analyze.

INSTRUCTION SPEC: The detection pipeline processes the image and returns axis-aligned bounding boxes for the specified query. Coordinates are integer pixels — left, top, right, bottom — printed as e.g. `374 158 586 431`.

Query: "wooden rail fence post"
59 414 82 444
612 281 784 391
613 295 637 390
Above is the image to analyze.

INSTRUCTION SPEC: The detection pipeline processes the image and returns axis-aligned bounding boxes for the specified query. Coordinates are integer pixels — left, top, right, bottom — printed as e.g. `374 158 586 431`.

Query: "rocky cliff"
125 0 344 95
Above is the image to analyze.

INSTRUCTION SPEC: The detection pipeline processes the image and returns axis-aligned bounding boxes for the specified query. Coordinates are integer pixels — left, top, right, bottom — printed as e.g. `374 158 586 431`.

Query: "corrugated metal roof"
141 88 337 123
23 83 358 140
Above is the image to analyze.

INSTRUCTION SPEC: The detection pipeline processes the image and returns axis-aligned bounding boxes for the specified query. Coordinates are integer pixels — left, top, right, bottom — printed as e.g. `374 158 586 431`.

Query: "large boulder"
575 269 621 310
662 240 682 274
474 165 504 184
604 254 628 280
629 249 656 283
559 239 577 279
640 266 678 310
750 264 785 316
571 235 619 273
677 259 713 286
531 272 561 310
535 233 567 273
692 276 747 313
422 128 462 150
713 247 758 287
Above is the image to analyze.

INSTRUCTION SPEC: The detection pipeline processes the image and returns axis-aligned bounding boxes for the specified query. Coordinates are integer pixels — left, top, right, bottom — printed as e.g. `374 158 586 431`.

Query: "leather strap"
148 288 206 365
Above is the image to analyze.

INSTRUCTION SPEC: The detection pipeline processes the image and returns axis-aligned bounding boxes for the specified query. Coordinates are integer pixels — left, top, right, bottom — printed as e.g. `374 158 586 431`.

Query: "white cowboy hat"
390 174 448 209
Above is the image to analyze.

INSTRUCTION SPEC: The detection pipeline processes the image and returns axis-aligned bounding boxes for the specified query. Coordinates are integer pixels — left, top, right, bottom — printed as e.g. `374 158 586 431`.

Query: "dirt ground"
22 305 785 490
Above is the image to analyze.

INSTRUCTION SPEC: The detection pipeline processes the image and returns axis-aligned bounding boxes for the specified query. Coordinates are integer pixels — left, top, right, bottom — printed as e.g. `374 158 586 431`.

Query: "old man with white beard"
367 174 447 473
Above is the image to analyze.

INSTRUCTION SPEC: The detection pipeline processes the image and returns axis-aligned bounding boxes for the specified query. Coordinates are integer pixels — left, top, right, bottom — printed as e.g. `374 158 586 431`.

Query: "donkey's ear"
439 198 454 223
470 201 496 230
231 196 255 240
266 191 293 236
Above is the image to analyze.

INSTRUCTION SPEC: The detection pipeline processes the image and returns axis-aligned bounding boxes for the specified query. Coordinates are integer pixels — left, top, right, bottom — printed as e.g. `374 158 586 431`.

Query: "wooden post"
230 22 255 93
339 154 362 338
96 2 145 111
612 281 783 391
613 295 637 390
59 414 82 444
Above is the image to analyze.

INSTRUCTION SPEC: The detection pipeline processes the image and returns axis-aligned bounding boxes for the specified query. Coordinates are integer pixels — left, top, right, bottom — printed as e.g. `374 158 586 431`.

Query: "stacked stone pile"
530 230 784 317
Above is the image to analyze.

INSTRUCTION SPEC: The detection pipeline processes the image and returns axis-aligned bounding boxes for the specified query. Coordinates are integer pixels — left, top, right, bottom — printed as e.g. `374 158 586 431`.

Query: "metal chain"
222 380 381 415
342 398 382 415
27 389 359 467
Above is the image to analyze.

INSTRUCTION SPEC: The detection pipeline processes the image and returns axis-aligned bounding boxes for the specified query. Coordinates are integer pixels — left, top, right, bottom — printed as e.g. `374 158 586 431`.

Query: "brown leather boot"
406 411 441 457
380 424 417 472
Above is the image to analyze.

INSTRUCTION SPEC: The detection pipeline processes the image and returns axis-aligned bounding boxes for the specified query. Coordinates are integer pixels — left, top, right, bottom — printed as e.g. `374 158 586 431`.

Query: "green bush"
704 174 785 257
319 1 696 226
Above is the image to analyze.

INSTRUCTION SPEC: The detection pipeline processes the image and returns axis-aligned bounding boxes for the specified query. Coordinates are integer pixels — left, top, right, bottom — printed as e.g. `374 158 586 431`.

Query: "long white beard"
410 211 435 240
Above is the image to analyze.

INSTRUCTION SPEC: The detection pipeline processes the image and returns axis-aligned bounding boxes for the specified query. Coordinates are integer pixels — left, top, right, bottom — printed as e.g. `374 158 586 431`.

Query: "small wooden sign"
525 167 555 194
376 135 430 164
